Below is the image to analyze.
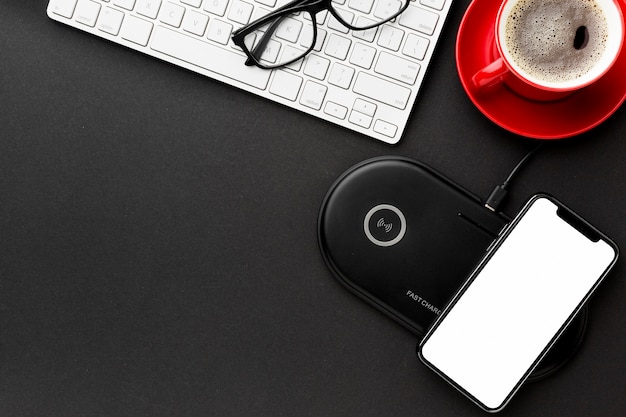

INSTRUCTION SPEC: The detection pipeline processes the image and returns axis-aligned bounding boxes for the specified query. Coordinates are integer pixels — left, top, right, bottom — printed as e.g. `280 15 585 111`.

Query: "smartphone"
418 194 618 412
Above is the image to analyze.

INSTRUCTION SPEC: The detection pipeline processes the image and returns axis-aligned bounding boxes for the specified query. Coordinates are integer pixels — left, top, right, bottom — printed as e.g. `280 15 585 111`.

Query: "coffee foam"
503 0 609 85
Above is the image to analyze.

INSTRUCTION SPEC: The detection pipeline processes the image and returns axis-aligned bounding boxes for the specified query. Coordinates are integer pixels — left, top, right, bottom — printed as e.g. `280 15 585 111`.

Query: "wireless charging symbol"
376 218 394 233
364 204 407 247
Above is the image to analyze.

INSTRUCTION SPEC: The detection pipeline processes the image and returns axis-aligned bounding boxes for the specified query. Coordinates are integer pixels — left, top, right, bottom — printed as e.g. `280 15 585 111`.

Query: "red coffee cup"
472 0 624 101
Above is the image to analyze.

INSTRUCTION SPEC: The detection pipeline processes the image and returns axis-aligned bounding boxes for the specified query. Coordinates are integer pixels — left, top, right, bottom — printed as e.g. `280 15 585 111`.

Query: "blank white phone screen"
420 197 616 411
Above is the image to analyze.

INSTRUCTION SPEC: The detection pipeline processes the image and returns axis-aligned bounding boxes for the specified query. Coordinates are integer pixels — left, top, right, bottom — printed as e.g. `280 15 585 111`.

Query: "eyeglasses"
231 0 410 69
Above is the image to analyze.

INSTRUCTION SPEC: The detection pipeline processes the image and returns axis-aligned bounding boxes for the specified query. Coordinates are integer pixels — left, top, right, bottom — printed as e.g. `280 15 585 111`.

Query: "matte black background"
1 1 624 416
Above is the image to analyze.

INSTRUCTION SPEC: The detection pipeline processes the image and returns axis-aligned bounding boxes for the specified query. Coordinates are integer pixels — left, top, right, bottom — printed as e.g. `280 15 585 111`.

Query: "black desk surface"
1 1 625 416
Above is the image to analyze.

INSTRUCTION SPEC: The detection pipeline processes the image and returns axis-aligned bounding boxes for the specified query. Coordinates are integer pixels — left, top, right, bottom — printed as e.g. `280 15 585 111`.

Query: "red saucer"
456 0 626 139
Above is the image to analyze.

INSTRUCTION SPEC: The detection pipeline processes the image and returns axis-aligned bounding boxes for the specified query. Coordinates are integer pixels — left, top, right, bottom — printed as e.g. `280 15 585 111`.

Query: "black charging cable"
484 142 545 212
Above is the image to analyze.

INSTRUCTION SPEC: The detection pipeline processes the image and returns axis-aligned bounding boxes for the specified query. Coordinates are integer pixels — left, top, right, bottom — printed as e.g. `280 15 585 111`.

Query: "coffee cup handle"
472 57 509 90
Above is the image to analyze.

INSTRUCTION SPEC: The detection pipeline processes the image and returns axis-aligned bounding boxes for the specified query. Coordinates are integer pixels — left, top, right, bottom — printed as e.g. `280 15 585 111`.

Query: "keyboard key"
349 42 376 69
324 34 351 60
50 0 78 18
324 101 348 119
353 98 376 117
136 0 162 19
113 0 136 10
327 13 351 33
269 70 303 101
377 25 404 51
183 9 209 36
374 0 400 20
402 33 429 60
251 6 271 21
353 72 411 109
150 25 271 89
160 2 185 27
300 81 328 110
351 18 377 43
275 17 303 43
375 52 420 85
348 0 374 14
227 0 254 25
420 0 446 11
75 0 101 27
207 19 233 44
303 54 330 80
398 5 439 36
258 39 281 63
282 45 306 71
121 14 153 45
203 0 229 16
349 109 372 128
374 119 398 138
300 26 326 51
328 63 354 89
98 6 124 35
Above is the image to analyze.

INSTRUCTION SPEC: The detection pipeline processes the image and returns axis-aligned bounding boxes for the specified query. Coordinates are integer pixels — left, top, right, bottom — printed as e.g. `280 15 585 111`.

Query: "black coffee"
503 0 609 84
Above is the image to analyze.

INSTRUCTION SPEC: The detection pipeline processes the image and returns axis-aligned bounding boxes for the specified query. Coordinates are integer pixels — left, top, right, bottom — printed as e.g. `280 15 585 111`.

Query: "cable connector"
485 185 508 212
484 142 545 212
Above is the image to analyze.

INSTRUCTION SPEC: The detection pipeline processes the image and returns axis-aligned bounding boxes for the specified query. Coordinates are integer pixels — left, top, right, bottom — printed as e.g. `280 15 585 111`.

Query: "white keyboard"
47 0 453 144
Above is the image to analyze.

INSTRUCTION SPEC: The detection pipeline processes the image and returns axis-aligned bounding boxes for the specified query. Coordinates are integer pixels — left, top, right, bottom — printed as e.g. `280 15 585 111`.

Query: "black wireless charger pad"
318 156 587 381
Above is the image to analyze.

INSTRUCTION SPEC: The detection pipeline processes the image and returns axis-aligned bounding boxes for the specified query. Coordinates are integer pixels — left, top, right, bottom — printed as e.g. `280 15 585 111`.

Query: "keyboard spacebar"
150 26 271 90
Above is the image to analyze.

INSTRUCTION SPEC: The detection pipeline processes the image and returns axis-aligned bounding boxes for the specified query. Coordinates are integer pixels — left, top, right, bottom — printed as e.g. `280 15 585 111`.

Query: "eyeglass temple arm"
248 15 291 65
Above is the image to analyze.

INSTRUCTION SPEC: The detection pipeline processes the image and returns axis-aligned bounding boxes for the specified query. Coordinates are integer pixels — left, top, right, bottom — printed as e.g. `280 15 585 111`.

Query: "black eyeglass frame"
231 0 410 69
